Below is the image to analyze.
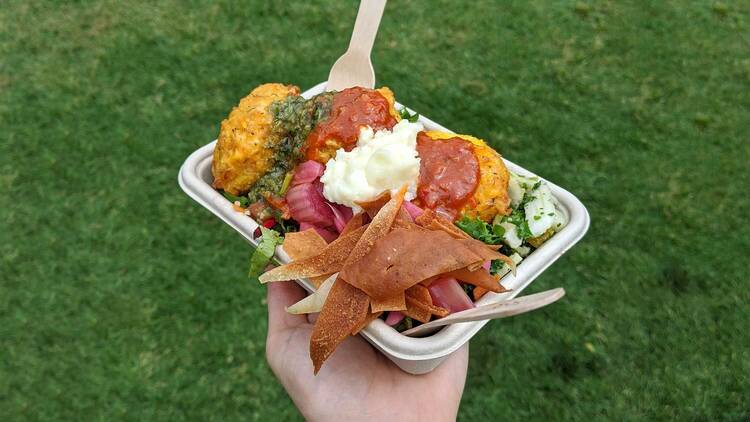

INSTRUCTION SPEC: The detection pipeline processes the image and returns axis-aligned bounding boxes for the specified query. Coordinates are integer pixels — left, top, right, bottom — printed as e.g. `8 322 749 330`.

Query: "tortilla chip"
355 191 391 218
442 267 507 293
418 275 439 287
473 286 489 301
309 278 370 374
351 311 383 335
285 274 336 314
340 212 366 236
283 229 328 258
370 292 407 313
402 285 434 323
457 238 510 271
391 218 429 231
282 229 331 287
404 292 449 321
343 186 406 267
259 225 367 283
406 284 431 303
340 228 484 301
415 209 471 240
396 206 413 223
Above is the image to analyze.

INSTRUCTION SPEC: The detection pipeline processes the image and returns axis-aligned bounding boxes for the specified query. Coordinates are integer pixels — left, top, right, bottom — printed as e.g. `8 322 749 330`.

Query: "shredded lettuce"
248 227 283 281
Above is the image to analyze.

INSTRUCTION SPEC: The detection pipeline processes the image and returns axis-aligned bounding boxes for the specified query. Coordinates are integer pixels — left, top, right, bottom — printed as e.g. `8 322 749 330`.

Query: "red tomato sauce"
415 132 480 219
305 87 397 161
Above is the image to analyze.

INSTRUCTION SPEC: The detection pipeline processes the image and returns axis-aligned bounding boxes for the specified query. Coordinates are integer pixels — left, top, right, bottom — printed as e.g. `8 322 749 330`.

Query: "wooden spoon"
401 288 566 337
326 0 387 91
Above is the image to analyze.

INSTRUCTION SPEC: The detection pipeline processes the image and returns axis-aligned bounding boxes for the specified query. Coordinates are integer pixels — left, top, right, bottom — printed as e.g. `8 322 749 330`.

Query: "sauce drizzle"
415 132 480 219
306 87 397 162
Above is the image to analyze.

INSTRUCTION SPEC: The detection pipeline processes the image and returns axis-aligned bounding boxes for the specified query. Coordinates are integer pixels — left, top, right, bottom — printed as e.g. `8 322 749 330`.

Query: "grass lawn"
2 0 749 420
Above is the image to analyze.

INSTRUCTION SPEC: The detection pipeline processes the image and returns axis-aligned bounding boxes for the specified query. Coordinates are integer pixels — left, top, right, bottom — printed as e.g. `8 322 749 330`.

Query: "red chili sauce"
305 87 397 162
415 132 480 219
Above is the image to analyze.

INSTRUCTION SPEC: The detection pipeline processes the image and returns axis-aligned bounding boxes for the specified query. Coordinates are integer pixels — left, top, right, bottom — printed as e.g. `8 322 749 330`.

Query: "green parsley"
398 107 420 123
502 209 533 240
455 216 503 245
489 260 505 275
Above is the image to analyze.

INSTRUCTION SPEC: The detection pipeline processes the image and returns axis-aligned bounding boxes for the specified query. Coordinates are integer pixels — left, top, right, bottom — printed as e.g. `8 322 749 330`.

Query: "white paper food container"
178 82 590 374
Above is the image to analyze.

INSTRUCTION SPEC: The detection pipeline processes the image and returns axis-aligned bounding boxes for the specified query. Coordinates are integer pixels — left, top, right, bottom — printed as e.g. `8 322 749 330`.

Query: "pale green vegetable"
248 227 283 281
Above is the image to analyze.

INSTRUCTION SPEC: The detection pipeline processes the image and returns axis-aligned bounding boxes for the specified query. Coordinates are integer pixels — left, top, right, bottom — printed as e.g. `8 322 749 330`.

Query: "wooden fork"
326 0 387 91
402 288 566 336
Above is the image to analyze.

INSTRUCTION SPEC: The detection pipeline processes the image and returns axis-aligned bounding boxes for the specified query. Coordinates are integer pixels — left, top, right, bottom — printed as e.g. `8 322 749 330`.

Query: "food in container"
178 82 590 374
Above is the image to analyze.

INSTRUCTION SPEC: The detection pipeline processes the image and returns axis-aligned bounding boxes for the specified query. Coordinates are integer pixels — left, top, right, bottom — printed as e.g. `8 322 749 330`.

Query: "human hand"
265 281 469 421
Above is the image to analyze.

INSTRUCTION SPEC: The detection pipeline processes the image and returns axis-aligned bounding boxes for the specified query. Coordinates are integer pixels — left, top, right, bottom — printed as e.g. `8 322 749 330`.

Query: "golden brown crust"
310 279 370 374
423 131 511 221
211 83 300 195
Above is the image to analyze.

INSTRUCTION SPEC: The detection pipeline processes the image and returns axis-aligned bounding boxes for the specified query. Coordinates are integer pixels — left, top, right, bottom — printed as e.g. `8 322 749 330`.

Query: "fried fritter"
305 87 401 164
211 83 301 195
423 131 511 221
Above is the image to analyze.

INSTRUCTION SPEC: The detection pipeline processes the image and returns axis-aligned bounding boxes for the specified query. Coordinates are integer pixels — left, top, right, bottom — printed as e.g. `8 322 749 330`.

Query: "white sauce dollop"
320 120 423 211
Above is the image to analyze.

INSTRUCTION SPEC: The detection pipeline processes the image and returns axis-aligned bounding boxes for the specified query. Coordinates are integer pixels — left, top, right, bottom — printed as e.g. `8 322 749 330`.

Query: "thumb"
266 281 310 332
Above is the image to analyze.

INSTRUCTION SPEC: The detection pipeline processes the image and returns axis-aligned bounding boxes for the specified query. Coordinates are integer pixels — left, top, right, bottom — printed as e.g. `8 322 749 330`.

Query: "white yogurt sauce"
320 120 423 211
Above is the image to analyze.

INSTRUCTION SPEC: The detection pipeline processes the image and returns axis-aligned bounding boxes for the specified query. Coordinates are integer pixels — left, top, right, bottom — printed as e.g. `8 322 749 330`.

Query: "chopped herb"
502 209 533 240
247 227 283 281
246 93 334 202
489 259 505 275
532 180 542 190
519 193 536 207
222 191 249 207
398 107 420 123
455 216 503 245
533 215 541 221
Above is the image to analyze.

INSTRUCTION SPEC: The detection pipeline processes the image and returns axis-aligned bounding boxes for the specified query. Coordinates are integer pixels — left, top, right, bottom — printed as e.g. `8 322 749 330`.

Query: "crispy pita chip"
404 290 449 321
406 284 431 303
392 217 429 231
340 212 366 236
282 230 329 258
285 275 336 314
458 239 510 271
351 311 383 335
343 186 406 267
259 225 367 283
340 228 484 301
402 285 434 323
443 267 507 293
310 278 370 374
371 292 407 313
355 191 391 218
418 275 439 286
282 229 331 287
396 206 413 223
473 286 489 301
415 209 471 240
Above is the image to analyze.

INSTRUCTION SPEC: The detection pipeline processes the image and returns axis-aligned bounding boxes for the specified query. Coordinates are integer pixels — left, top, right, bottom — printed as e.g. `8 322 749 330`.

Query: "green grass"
2 0 749 420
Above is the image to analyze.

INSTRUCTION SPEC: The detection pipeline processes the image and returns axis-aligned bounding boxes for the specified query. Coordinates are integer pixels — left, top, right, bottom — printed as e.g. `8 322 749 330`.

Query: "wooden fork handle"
402 288 566 336
347 0 387 55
